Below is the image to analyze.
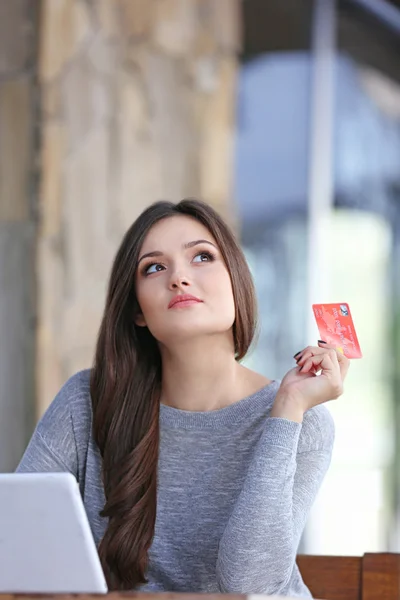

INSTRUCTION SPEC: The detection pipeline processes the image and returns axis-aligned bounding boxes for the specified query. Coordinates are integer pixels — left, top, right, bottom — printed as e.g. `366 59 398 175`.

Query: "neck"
159 335 245 411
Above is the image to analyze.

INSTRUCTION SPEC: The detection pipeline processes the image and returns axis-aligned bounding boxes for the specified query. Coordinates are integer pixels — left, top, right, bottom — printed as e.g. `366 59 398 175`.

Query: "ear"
134 312 147 327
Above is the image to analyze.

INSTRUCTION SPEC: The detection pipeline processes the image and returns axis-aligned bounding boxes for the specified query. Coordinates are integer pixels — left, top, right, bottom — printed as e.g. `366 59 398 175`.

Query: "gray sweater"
16 369 334 597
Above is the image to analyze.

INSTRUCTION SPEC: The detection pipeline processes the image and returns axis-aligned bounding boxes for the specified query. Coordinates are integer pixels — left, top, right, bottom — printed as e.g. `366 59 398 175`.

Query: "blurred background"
1 0 400 558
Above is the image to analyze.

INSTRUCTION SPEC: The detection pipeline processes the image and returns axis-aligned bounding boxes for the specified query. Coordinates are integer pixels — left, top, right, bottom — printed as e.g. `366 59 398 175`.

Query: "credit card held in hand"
312 303 362 359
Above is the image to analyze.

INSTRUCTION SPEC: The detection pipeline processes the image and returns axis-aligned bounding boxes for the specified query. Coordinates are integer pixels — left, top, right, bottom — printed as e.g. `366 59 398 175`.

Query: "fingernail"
293 351 302 358
318 340 327 344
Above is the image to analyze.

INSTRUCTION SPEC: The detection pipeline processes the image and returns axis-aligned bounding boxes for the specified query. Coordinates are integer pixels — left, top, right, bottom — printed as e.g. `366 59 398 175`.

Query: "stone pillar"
0 0 39 469
37 0 241 414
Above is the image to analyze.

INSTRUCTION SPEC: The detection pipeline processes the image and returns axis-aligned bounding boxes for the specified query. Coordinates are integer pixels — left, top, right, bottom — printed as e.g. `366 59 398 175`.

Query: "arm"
216 405 334 595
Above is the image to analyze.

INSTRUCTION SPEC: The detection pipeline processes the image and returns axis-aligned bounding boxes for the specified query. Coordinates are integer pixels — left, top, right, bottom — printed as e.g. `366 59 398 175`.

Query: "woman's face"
135 215 236 346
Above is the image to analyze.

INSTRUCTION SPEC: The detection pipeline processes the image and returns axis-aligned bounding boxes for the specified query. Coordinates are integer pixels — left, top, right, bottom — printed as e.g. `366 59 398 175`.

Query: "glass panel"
236 0 314 381
306 211 393 554
305 0 400 555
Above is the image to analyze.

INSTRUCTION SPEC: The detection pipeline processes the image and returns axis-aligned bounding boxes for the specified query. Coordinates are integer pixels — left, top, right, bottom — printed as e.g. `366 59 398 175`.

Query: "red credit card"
312 303 362 359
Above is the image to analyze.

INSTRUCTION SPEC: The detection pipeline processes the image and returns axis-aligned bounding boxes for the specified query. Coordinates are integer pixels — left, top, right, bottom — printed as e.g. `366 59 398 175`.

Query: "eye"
144 263 165 275
192 251 215 263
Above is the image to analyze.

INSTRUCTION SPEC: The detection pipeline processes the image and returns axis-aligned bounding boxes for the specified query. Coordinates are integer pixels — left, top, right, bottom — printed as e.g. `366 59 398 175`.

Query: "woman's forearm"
216 405 333 596
216 417 302 594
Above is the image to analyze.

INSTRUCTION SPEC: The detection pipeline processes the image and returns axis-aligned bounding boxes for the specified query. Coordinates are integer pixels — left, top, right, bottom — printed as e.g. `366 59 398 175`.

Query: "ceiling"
241 0 400 84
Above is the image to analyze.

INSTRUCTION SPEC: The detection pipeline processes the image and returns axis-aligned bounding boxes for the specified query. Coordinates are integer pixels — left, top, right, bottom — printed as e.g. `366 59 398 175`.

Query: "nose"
168 270 191 290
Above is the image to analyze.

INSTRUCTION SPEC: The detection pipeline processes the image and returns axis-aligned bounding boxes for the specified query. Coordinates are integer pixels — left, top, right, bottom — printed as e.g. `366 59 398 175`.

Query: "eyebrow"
137 239 218 265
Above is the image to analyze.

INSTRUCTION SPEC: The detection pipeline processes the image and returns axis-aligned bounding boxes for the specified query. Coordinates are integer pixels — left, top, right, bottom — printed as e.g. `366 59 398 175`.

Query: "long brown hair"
90 199 257 589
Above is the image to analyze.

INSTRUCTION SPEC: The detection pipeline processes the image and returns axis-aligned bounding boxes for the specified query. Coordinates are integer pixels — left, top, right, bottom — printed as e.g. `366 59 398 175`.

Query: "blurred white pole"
303 0 336 553
306 0 336 331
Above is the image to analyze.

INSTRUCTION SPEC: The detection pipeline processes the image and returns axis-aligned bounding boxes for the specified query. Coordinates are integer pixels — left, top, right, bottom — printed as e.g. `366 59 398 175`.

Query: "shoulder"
38 369 93 437
61 368 91 396
298 404 335 454
59 368 92 410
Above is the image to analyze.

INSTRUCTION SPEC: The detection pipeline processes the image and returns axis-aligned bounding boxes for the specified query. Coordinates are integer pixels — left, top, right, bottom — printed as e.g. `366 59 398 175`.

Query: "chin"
156 321 234 344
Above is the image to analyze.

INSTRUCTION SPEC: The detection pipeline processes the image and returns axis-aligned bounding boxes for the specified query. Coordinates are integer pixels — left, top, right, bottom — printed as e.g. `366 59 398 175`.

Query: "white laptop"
0 472 108 593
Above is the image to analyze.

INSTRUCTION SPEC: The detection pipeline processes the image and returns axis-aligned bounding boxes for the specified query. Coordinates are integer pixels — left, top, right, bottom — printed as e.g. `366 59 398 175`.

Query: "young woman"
17 199 348 597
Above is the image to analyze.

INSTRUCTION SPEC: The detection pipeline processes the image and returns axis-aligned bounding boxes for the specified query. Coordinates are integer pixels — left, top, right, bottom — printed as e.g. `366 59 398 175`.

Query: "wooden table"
1 552 399 600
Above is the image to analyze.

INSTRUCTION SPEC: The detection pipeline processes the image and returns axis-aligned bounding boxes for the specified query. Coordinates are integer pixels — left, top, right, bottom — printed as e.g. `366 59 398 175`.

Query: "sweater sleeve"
216 404 334 596
16 371 92 479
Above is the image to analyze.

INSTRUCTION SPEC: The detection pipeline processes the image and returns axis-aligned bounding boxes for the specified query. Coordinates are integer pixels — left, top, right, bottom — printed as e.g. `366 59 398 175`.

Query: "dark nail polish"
293 351 302 358
318 340 327 344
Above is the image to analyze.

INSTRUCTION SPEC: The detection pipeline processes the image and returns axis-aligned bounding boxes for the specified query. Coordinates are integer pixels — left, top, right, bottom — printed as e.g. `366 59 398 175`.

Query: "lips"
168 294 203 309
